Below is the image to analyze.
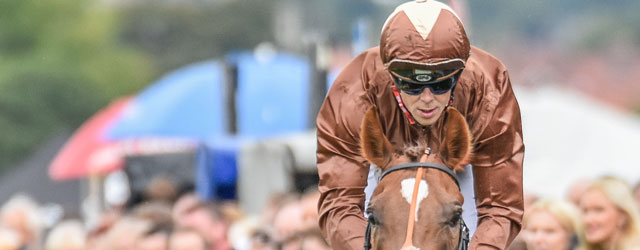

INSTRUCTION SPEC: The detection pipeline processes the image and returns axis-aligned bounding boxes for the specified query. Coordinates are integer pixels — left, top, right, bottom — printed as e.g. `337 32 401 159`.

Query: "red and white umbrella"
48 98 131 180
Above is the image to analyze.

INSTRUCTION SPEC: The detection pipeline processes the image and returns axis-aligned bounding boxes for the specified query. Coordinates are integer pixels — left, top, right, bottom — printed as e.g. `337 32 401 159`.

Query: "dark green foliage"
0 0 153 170
117 1 275 73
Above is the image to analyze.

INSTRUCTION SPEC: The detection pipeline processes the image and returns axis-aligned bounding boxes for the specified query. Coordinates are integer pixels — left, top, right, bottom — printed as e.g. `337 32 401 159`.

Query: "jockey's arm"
316 51 375 250
466 67 525 250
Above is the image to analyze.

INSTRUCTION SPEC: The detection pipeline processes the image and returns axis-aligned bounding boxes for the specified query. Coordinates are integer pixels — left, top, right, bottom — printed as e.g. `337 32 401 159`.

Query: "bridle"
363 149 470 250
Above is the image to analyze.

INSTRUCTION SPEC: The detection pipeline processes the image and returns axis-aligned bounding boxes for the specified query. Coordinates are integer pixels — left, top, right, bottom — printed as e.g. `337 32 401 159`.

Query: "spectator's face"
566 179 592 206
1 210 29 244
281 237 301 250
109 234 139 250
172 194 199 226
300 193 320 230
249 231 278 250
182 208 225 245
136 232 168 250
525 211 571 250
580 190 625 245
634 187 640 212
170 231 206 250
104 218 150 250
301 236 331 250
0 227 21 250
272 203 305 241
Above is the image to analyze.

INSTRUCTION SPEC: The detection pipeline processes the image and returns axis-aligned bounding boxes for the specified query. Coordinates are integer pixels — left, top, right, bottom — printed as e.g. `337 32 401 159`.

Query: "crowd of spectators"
512 176 640 250
1 172 640 250
0 174 328 250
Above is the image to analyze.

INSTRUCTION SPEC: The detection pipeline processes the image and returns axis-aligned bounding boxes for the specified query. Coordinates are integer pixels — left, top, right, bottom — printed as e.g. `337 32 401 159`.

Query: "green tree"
117 1 274 73
0 0 153 170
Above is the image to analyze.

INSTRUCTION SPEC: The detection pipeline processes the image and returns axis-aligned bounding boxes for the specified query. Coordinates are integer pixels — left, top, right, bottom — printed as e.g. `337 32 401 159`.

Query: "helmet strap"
446 82 456 108
391 85 417 125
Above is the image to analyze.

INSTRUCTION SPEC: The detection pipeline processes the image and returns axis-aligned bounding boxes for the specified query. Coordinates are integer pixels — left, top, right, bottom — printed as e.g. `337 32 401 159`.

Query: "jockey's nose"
418 87 436 103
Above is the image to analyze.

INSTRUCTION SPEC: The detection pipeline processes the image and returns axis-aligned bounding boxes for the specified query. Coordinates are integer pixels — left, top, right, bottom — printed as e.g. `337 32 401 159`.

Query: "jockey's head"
380 0 469 126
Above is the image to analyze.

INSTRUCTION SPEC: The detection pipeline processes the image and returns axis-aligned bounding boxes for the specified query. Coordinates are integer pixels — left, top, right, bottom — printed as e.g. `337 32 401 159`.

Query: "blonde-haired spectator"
181 202 231 250
579 177 640 250
633 181 640 214
0 194 42 249
44 220 86 250
172 192 200 226
566 179 593 207
103 216 151 250
0 226 20 250
300 188 321 231
523 199 582 250
299 228 331 250
169 228 210 250
272 200 305 245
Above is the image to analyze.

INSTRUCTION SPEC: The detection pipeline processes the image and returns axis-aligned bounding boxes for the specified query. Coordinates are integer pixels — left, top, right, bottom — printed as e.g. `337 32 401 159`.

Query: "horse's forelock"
402 145 424 160
403 142 424 161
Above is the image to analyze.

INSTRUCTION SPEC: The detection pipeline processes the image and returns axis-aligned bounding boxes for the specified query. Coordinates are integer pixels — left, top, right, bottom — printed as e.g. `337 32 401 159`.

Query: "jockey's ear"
440 107 473 171
360 106 393 168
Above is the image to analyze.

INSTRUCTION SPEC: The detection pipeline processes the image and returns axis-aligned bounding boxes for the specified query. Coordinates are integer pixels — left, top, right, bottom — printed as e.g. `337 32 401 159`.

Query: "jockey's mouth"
417 107 438 119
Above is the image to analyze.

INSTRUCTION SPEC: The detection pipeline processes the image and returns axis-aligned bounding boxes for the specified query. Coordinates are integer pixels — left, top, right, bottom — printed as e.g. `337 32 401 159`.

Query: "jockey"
316 1 524 249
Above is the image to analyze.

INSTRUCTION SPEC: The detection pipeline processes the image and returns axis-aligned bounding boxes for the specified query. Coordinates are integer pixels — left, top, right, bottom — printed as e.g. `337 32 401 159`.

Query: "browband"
378 162 460 189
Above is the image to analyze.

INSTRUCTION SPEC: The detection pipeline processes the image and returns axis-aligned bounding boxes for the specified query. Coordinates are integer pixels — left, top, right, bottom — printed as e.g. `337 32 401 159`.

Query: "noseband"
363 150 470 250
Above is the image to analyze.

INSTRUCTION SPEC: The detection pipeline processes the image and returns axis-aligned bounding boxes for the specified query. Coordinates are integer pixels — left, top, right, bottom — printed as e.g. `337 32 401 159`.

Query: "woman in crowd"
44 220 86 250
523 199 582 250
578 177 640 250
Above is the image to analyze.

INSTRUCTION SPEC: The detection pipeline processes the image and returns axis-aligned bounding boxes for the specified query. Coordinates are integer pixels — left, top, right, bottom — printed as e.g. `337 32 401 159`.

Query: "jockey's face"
399 85 451 126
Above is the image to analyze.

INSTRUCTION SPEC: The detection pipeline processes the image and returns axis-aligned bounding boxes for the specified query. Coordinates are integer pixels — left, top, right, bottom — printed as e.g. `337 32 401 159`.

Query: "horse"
359 105 473 250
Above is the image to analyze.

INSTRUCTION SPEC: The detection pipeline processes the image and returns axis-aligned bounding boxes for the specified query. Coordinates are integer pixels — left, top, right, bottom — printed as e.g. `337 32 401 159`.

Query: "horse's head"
360 106 472 250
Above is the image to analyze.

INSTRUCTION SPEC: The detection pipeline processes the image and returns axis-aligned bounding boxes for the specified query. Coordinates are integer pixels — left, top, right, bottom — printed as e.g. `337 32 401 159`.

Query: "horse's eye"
366 209 381 226
448 209 462 227
369 214 381 226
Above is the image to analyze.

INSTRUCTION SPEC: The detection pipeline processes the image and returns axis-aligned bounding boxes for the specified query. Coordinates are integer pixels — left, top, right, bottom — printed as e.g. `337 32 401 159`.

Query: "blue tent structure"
232 52 311 138
104 52 312 201
195 136 249 200
107 60 227 140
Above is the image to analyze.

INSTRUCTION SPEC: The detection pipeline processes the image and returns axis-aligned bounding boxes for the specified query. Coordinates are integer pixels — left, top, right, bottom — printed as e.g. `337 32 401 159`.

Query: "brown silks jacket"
316 1 524 250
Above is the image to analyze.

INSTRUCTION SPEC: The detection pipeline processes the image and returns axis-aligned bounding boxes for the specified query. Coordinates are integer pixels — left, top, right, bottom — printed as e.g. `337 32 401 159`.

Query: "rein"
364 150 470 250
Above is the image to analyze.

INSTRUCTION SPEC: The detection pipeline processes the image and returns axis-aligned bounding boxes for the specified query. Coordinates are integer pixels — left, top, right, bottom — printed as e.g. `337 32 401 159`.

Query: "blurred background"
0 0 639 250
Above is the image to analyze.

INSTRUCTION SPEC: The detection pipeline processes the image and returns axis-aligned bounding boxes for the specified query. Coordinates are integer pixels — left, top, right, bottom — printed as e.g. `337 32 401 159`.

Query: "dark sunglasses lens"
395 79 424 95
429 78 455 95
397 78 454 95
403 85 426 95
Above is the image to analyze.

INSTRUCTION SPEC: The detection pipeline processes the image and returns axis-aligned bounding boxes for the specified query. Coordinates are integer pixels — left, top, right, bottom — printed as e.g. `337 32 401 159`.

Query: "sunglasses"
389 69 460 95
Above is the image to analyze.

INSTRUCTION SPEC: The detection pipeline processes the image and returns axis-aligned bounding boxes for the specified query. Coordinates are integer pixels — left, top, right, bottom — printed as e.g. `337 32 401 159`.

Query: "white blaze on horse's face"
400 178 429 222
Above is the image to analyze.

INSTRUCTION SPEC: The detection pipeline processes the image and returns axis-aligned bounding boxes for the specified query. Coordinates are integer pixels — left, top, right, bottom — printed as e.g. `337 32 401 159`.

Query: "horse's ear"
440 107 473 172
360 106 393 168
